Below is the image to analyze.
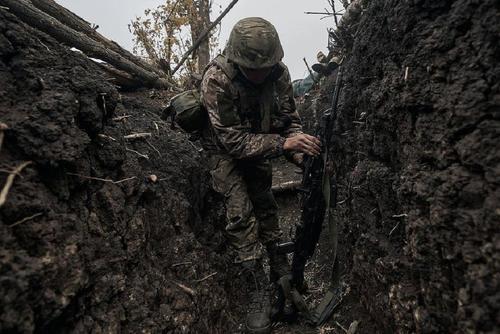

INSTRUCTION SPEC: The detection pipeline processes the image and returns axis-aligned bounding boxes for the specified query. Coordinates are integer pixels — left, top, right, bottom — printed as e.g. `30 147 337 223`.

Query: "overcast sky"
56 0 341 80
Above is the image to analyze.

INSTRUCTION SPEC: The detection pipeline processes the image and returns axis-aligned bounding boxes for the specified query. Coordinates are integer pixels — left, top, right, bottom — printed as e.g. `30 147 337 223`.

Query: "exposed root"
126 148 149 160
9 212 43 227
145 139 161 157
0 161 32 207
194 272 217 283
172 281 196 297
67 173 137 184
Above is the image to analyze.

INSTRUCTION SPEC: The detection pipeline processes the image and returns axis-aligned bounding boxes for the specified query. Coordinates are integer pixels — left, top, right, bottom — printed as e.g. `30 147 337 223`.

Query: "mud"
0 8 234 333
315 0 499 332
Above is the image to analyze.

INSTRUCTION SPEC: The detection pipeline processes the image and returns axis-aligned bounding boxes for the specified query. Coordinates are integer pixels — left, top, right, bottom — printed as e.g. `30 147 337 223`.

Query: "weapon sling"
277 65 344 326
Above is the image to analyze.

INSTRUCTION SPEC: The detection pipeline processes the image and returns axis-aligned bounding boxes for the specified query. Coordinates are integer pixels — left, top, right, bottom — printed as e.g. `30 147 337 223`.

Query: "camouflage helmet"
225 17 284 69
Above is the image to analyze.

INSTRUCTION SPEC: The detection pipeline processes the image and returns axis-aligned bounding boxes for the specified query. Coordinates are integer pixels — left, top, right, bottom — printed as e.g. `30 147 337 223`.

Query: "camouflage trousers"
209 155 281 263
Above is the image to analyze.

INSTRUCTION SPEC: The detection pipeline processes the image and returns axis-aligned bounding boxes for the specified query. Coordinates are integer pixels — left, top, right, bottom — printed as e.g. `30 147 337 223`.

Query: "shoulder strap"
204 54 238 81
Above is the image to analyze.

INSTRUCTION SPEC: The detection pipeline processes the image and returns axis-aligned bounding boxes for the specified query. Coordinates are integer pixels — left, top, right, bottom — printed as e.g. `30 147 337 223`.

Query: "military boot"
266 242 296 322
241 260 272 334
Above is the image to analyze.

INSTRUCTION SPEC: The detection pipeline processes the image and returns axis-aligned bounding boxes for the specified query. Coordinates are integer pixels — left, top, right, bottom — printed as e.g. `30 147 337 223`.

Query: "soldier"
200 17 321 333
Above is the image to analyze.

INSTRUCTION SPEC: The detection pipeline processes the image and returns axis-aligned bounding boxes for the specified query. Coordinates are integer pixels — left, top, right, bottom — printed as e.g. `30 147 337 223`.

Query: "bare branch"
9 212 43 227
0 161 32 207
171 0 240 75
67 173 137 184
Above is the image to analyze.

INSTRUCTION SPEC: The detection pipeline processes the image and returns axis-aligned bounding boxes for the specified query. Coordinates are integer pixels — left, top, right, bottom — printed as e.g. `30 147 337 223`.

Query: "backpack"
164 55 236 133
166 89 206 133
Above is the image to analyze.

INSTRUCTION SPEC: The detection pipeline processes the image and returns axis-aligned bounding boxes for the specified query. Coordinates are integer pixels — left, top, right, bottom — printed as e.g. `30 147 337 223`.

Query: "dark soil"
0 8 235 333
313 0 499 333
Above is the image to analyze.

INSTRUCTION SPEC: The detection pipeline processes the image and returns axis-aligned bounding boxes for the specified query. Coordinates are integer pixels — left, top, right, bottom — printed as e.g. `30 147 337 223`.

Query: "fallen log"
96 61 142 89
0 0 172 89
29 0 166 79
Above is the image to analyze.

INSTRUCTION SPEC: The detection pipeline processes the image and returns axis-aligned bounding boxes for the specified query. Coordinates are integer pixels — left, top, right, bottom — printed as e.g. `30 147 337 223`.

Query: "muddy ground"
1 0 499 333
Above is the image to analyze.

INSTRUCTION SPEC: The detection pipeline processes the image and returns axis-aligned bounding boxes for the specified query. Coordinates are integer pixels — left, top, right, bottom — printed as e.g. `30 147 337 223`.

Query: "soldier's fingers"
303 138 321 152
303 134 321 146
303 143 320 156
298 143 314 155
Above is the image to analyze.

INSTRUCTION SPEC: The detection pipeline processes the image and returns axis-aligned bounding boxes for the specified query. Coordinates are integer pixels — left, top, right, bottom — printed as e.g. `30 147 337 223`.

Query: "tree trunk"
29 0 166 78
0 0 173 89
196 0 211 70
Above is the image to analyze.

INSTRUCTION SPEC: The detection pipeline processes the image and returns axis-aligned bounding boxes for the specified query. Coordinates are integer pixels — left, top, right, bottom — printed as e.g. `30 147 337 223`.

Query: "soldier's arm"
275 65 303 137
201 67 285 160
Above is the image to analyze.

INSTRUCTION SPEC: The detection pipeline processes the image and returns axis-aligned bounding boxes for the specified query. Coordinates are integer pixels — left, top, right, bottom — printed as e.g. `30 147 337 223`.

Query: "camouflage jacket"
200 55 302 160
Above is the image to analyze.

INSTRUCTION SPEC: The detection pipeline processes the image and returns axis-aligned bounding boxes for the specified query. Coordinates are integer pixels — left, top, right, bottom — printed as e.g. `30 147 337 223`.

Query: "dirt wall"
0 9 234 333
326 0 499 332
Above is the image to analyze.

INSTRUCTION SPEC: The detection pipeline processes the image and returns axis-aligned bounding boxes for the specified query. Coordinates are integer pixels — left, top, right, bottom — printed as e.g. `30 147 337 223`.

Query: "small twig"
304 11 343 16
172 261 193 267
392 213 408 218
404 66 409 81
337 198 347 205
67 173 137 184
335 321 349 333
172 281 196 297
352 121 365 124
98 134 117 141
186 139 201 152
194 272 217 283
9 212 43 228
153 122 160 136
35 37 50 52
112 115 132 122
126 148 149 160
0 5 10 10
389 221 401 236
0 161 32 207
145 139 161 157
124 132 152 139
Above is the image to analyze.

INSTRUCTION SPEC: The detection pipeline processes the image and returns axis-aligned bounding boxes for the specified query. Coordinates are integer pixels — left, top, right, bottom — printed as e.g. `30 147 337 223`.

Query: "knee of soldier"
226 213 256 233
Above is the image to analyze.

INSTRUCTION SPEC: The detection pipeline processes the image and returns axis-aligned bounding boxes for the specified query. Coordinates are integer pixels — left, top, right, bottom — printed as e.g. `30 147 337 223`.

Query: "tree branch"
171 0 240 76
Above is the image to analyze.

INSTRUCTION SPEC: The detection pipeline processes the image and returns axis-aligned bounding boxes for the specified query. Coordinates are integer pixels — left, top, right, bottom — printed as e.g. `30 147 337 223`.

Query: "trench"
1 0 499 333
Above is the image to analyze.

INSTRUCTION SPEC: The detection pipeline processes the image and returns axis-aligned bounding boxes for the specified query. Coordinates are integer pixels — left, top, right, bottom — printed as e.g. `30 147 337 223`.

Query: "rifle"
275 65 344 325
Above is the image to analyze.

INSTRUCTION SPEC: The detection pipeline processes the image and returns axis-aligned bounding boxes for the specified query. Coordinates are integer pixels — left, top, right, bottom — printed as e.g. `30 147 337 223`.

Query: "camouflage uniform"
200 55 302 263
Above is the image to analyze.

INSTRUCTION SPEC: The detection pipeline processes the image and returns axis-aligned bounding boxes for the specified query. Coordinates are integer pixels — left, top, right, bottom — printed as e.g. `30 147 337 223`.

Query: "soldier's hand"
283 134 321 156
